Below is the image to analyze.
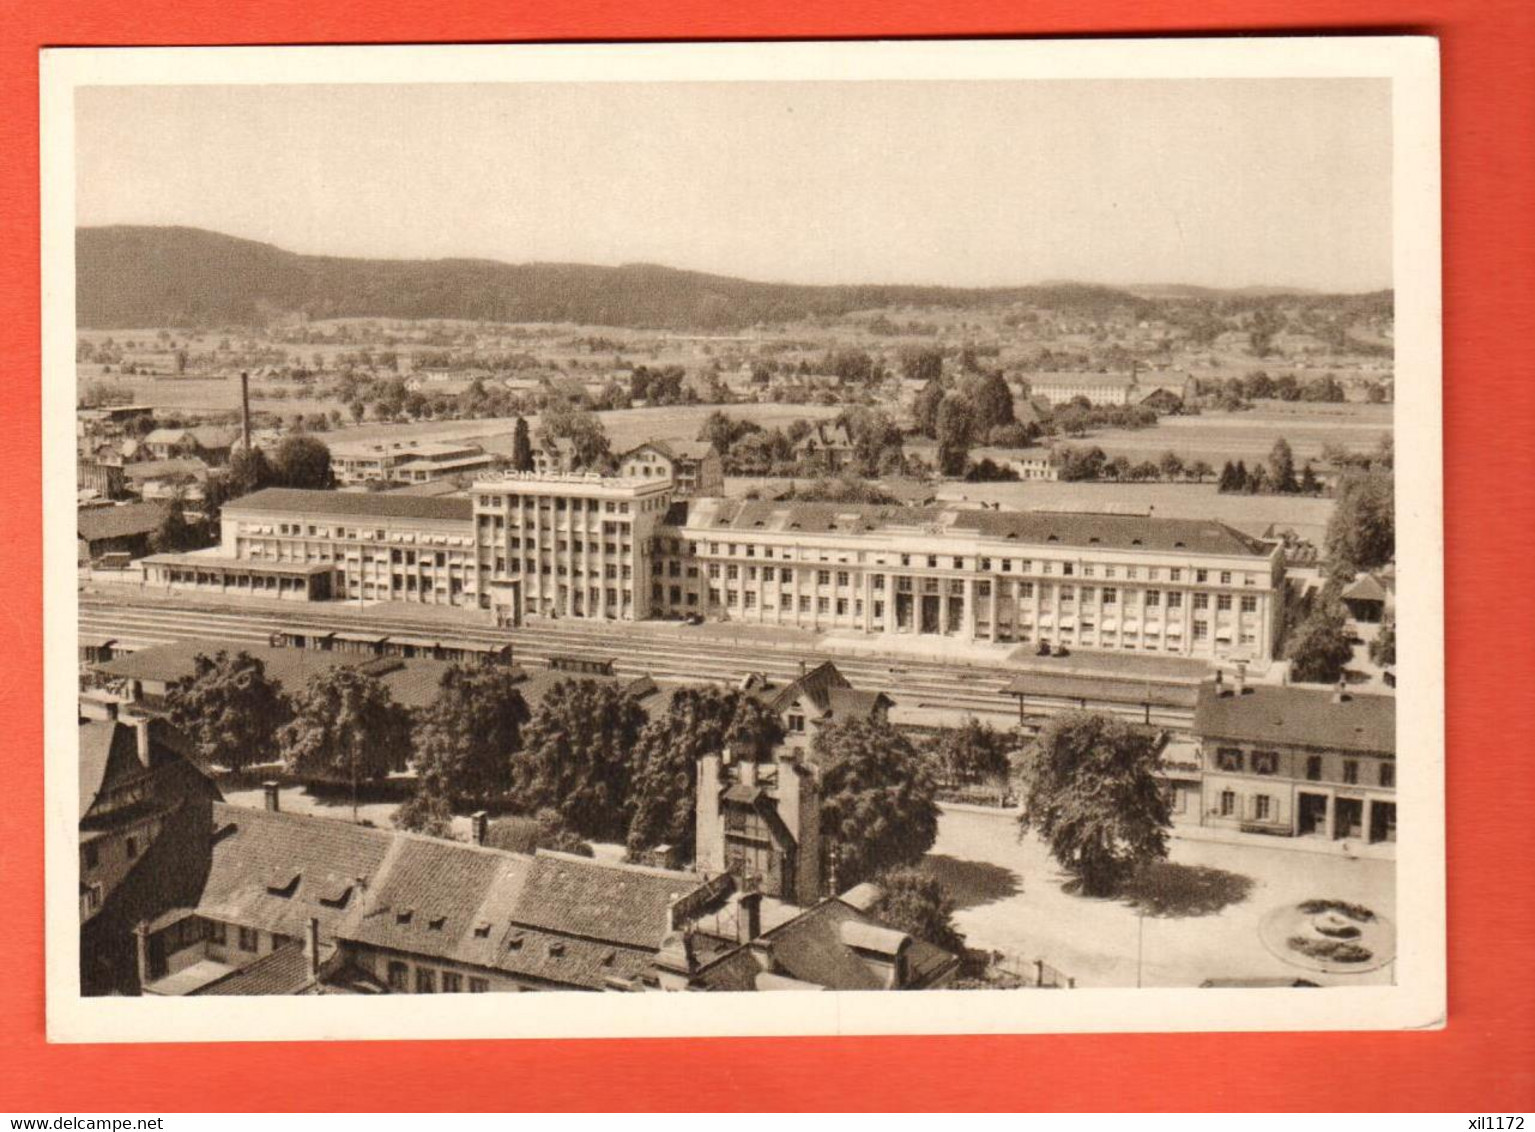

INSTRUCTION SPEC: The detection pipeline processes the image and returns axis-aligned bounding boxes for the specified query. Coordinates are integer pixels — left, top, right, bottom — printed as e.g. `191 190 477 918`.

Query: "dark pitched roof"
192 943 314 996
122 457 210 483
1194 684 1396 755
77 501 168 544
1341 574 1389 602
695 897 958 992
223 488 473 523
510 852 704 952
198 803 396 942
79 717 205 821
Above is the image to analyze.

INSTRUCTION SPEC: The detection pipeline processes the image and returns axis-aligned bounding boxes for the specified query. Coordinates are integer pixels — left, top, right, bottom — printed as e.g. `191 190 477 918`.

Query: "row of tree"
1215 439 1323 496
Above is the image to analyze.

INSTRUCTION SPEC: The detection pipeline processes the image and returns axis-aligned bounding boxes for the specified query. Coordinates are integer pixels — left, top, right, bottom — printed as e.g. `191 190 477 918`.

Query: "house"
1340 573 1393 624
78 501 169 563
658 887 960 991
122 458 211 506
122 796 729 997
617 440 724 497
696 737 822 905
746 660 893 763
143 426 239 464
791 422 855 470
1192 675 1396 847
79 713 222 995
532 436 580 475
330 439 495 485
968 446 1061 481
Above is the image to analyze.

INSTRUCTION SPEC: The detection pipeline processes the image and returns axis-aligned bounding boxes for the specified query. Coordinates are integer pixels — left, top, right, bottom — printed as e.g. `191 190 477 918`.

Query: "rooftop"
1194 683 1396 755
78 501 168 544
673 499 1270 556
224 488 473 524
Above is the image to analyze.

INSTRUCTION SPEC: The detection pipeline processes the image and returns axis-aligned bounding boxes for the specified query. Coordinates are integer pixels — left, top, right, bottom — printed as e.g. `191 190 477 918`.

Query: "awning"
1100 618 1118 632
1166 624 1183 636
1123 620 1140 632
1037 614 1054 627
1059 616 1077 629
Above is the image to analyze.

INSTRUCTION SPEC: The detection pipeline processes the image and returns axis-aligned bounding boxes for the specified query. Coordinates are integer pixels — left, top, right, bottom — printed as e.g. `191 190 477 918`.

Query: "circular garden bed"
1259 899 1396 974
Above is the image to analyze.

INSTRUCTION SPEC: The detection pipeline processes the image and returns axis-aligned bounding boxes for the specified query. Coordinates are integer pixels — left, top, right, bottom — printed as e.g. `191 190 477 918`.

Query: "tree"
1158 451 1186 483
1324 469 1395 575
149 488 200 553
815 718 941 890
626 687 784 859
1369 613 1396 667
278 667 414 815
933 716 1013 785
899 345 944 386
961 370 1016 434
272 434 334 489
539 401 611 469
1017 712 1171 896
1232 459 1250 493
1284 595 1355 683
510 679 650 840
393 788 455 839
1267 437 1299 493
913 377 946 439
1299 461 1321 494
166 650 291 772
227 444 274 498
935 394 973 478
870 868 966 955
512 416 534 472
412 663 531 804
1217 460 1239 493
1188 459 1215 484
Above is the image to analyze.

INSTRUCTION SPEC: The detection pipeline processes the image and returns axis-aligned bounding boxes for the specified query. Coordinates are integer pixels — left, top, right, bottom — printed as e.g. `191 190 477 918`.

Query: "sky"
75 79 1393 292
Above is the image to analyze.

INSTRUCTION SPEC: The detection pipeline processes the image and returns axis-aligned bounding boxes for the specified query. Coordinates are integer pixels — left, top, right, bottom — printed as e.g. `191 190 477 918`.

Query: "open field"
1070 402 1393 465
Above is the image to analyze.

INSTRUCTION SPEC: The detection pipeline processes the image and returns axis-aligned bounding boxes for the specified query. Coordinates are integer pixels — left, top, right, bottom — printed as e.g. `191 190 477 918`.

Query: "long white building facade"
145 470 1284 661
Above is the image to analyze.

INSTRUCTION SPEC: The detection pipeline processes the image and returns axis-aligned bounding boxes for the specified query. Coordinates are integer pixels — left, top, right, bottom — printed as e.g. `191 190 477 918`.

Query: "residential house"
79 713 222 995
655 885 960 991
791 422 855 471
124 797 730 997
617 440 724 497
143 426 239 465
1192 676 1396 847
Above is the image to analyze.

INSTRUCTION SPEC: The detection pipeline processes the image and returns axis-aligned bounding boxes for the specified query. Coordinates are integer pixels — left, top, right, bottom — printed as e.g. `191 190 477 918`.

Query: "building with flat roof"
137 467 1286 663
330 438 496 485
1028 372 1139 406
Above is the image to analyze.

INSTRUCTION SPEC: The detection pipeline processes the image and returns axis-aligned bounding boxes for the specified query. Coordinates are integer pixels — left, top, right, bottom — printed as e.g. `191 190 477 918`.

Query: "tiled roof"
223 488 473 523
511 852 705 952
198 803 396 942
79 717 202 820
623 439 716 463
1194 684 1396 755
192 943 314 996
77 501 168 544
122 457 210 482
672 499 1269 556
695 897 958 992
94 640 455 710
189 803 716 992
1341 574 1389 602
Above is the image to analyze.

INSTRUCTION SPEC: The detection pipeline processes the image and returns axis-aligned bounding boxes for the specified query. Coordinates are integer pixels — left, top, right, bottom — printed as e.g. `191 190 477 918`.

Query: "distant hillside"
76 226 1391 332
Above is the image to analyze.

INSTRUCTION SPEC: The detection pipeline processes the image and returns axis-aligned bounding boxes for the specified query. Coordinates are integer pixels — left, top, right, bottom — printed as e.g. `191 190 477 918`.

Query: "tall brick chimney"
262 781 281 812
240 371 252 453
470 811 490 846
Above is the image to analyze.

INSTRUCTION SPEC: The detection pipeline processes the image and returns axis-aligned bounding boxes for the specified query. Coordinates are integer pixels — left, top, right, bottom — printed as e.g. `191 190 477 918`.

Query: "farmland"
1061 401 1392 466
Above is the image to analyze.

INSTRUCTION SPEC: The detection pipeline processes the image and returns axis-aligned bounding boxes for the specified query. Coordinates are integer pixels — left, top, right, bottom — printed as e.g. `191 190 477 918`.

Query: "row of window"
385 960 491 994
1213 748 1395 787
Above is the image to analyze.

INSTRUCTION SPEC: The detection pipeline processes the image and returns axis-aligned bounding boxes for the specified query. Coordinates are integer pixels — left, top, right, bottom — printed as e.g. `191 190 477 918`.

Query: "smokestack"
306 916 321 981
240 371 252 452
739 890 763 942
263 781 281 812
470 811 490 846
134 718 152 769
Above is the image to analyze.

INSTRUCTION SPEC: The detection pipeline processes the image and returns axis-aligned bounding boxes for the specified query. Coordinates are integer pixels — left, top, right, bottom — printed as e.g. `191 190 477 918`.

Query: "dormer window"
395 908 413 925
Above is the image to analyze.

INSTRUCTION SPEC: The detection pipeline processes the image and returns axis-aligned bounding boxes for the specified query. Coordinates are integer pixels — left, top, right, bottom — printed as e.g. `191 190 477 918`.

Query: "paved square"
928 806 1396 987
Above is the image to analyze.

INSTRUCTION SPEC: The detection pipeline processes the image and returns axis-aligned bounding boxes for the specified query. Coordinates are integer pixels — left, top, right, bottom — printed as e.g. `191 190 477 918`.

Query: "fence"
988 949 1076 988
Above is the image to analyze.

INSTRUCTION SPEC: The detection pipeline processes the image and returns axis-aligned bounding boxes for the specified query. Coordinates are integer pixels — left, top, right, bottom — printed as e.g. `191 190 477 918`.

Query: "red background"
2 0 1532 1113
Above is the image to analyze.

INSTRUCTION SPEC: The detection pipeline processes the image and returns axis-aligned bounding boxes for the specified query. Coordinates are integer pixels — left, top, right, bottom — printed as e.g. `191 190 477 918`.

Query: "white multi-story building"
143 468 1285 663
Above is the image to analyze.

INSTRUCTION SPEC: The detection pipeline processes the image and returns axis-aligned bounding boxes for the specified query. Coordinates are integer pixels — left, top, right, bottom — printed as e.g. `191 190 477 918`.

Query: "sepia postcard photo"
40 37 1445 1042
